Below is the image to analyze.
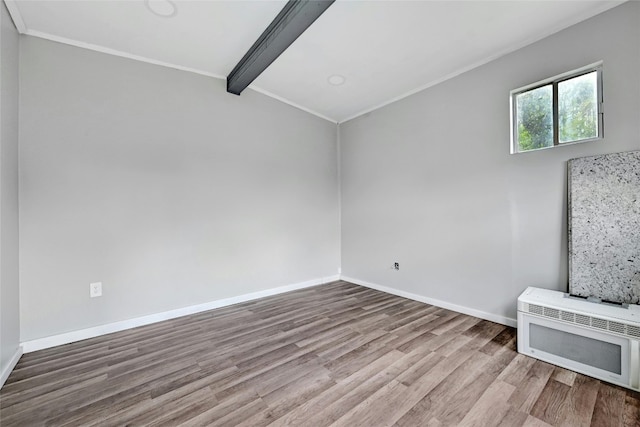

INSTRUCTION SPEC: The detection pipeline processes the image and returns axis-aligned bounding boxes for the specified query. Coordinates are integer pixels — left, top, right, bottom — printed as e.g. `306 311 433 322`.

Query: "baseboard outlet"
1 346 23 389
341 275 517 328
21 275 340 353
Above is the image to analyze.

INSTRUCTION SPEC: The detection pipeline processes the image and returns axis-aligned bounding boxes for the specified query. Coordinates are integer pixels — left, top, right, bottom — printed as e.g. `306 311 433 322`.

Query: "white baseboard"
1 346 23 389
20 274 514 354
341 275 517 328
21 275 340 353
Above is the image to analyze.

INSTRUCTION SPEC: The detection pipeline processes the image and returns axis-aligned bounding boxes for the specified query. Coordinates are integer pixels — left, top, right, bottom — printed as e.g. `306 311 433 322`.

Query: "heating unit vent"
524 303 639 339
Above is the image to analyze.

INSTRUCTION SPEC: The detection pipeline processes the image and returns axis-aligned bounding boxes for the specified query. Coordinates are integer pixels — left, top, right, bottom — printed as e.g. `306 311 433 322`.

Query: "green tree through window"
516 85 553 151
559 72 598 143
511 65 602 153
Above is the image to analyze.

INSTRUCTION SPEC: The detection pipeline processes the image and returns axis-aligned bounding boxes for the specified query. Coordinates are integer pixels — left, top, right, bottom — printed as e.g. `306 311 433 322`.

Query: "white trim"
10 26 337 124
1 0 333 124
3 0 26 34
0 346 23 389
3 0 624 125
336 124 342 273
338 1 624 124
21 275 340 353
509 62 603 154
24 29 227 80
341 275 517 328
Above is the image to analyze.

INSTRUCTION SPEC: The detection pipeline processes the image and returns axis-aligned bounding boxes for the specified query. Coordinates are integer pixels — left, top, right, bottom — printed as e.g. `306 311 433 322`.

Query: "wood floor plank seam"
1 281 638 427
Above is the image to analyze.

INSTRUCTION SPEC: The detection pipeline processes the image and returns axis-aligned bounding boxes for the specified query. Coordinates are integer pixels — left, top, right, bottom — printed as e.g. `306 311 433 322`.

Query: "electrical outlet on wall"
393 262 399 270
90 282 102 298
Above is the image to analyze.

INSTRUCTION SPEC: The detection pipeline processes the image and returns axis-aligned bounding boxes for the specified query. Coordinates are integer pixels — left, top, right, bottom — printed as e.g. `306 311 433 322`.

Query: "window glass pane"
559 71 598 143
516 85 553 152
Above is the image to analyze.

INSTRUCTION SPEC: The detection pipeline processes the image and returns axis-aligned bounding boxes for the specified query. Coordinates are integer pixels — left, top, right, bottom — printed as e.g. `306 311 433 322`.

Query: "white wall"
11 1 640 348
340 2 640 323
19 37 340 342
0 1 20 381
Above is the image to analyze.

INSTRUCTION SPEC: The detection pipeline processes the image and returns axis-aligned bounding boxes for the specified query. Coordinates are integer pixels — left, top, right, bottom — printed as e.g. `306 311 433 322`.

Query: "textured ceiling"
5 0 626 123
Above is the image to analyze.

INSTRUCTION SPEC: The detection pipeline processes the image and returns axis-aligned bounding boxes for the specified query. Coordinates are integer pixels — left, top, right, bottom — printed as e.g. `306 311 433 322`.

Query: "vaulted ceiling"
5 0 625 123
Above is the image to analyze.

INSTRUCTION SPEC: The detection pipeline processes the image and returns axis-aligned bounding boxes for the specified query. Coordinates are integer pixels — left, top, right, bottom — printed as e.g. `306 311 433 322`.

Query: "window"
510 62 603 154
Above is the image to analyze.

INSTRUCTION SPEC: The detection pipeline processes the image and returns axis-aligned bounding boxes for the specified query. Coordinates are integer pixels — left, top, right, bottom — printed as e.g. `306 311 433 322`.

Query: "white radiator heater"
517 287 640 391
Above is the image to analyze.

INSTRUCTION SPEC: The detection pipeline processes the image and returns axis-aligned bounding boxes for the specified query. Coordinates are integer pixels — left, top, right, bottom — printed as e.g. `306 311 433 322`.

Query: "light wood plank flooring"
1 281 639 426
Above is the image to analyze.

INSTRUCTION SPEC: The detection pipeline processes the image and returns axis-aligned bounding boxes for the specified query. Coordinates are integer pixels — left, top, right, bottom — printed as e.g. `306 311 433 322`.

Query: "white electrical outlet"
90 282 102 298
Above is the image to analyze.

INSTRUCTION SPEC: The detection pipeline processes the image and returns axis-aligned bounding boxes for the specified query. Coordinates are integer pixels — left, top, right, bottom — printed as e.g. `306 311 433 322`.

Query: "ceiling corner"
249 85 338 124
4 0 27 33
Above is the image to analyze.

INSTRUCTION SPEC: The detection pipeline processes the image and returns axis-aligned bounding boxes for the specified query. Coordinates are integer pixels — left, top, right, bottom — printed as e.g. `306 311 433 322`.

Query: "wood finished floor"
1 281 639 426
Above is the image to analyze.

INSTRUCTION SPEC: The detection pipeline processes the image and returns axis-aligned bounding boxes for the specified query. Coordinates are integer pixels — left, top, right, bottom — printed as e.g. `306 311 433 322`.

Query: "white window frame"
510 61 604 154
